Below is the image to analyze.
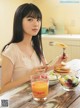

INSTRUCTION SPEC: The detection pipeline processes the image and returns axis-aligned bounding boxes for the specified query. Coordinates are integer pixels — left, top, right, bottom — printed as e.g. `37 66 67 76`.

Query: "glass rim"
30 73 49 80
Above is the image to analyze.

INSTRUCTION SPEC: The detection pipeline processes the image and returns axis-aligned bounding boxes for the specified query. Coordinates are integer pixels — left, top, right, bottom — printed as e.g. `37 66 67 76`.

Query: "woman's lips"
32 29 38 32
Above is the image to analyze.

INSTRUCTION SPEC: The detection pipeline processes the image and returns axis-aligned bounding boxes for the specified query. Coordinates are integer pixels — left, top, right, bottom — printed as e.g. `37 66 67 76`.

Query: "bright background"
0 0 80 51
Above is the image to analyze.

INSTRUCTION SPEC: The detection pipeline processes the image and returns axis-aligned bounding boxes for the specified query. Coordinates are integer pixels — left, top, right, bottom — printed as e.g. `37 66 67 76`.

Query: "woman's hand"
56 54 68 64
31 66 46 75
54 53 68 69
40 54 68 72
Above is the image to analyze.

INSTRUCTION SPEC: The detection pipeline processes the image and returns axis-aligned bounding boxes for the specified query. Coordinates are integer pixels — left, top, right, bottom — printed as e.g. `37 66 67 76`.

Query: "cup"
31 73 49 102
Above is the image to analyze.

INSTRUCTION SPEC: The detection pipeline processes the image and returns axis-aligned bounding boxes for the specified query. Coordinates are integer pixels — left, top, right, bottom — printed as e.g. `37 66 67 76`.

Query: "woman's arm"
0 56 46 93
0 73 30 94
0 56 30 93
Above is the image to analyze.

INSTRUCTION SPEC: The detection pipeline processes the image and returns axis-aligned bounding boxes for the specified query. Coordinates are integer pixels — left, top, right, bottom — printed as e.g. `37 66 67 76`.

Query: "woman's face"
22 16 41 36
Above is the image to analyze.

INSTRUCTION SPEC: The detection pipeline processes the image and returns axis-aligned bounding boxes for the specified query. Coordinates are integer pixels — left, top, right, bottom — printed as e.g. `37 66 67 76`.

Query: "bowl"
47 70 59 86
59 74 80 91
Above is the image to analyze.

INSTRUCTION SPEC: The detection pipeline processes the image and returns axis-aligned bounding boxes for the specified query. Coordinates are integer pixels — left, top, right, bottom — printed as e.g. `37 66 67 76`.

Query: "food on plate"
54 63 70 73
59 75 80 90
55 67 70 73
47 71 59 85
48 71 58 80
61 62 66 66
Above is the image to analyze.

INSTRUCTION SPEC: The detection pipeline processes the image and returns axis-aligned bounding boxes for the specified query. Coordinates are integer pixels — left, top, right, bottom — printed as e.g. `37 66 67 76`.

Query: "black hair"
2 3 43 61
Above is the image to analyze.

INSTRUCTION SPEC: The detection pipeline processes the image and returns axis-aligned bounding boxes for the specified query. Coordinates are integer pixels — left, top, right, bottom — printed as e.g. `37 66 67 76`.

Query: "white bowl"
47 70 59 85
49 79 59 85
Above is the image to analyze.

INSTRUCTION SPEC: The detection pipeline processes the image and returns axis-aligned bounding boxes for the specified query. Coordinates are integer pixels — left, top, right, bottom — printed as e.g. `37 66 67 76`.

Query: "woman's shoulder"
3 43 18 52
2 43 18 64
2 43 19 56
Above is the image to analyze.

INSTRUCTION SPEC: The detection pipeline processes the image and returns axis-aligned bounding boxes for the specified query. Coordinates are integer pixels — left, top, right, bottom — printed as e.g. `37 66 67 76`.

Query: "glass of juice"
31 73 49 102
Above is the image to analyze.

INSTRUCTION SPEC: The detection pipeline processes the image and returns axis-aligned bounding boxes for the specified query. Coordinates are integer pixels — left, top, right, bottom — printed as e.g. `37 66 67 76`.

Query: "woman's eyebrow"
26 16 35 18
26 16 41 19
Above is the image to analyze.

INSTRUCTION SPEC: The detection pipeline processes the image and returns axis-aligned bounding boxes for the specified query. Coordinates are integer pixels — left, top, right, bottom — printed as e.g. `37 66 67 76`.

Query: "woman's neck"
21 34 32 46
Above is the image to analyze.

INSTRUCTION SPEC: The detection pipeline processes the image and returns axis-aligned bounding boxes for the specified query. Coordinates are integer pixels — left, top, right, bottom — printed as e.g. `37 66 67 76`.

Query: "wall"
0 0 33 52
1 0 80 52
33 0 80 34
42 35 80 63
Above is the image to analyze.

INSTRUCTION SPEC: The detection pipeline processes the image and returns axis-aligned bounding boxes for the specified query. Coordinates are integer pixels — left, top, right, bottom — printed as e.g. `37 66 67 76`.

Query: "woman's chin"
33 33 39 36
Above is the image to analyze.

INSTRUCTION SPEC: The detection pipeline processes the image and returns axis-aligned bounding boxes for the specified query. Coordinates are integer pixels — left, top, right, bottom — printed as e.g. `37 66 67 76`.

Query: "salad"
48 71 58 80
59 75 80 90
47 71 59 85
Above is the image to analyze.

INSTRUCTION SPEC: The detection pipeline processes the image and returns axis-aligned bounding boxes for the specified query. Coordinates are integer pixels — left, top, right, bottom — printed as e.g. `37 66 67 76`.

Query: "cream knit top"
2 43 42 81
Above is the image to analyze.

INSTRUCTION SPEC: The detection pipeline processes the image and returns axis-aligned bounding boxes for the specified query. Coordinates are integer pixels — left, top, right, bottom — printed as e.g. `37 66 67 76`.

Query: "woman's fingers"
54 54 68 70
32 65 48 75
37 66 46 72
61 53 68 61
57 54 68 63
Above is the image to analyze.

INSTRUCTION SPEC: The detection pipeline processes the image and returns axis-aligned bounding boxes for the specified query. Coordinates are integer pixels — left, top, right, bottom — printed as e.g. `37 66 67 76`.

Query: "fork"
46 56 58 65
46 49 66 66
46 59 54 65
62 48 66 59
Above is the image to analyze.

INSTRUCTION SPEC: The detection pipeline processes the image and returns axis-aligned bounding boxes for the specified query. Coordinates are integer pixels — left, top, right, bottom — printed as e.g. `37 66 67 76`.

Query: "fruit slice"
59 77 66 85
55 42 68 48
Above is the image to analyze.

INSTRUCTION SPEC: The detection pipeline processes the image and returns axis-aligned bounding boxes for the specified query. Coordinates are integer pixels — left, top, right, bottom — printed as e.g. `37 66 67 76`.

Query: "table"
12 83 80 108
0 59 80 108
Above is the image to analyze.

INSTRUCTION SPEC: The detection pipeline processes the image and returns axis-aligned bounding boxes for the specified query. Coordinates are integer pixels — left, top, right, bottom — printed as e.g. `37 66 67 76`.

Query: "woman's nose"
33 19 39 26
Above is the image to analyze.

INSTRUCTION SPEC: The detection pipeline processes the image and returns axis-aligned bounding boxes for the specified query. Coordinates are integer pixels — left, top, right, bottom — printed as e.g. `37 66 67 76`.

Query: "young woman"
0 3 67 93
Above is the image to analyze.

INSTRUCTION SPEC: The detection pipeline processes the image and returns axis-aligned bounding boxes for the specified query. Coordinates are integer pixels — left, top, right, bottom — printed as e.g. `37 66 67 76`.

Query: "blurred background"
0 0 80 52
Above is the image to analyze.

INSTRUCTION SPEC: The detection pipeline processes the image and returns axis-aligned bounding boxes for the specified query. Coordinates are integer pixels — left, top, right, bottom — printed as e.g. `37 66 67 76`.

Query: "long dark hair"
2 3 43 61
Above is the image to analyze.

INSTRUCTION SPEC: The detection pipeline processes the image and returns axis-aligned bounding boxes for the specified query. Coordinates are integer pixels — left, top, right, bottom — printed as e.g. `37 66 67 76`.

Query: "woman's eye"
37 18 41 21
27 17 41 22
27 18 33 21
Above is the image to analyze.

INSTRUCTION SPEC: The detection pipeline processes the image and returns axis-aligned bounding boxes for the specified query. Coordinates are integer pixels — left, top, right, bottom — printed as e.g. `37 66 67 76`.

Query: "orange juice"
31 81 48 98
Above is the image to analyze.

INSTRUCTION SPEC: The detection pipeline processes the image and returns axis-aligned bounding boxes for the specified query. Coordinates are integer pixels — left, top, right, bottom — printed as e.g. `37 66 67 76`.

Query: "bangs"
21 3 42 20
26 10 42 20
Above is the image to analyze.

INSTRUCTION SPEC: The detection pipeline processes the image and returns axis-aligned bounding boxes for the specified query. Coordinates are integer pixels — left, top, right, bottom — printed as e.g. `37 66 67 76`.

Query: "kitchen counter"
42 34 80 40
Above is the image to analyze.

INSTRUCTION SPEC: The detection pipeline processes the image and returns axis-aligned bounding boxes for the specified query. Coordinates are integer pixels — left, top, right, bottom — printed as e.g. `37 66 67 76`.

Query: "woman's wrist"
45 65 54 71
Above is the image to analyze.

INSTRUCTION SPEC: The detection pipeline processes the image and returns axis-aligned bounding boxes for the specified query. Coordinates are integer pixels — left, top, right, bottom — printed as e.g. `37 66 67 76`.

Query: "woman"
0 3 67 93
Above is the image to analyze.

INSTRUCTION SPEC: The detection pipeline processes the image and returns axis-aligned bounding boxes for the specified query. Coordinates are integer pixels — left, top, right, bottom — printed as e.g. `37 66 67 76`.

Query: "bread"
54 65 70 73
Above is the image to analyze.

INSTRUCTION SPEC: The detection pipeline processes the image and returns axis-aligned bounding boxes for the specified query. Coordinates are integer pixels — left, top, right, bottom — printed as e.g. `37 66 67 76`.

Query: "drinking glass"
31 73 49 102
